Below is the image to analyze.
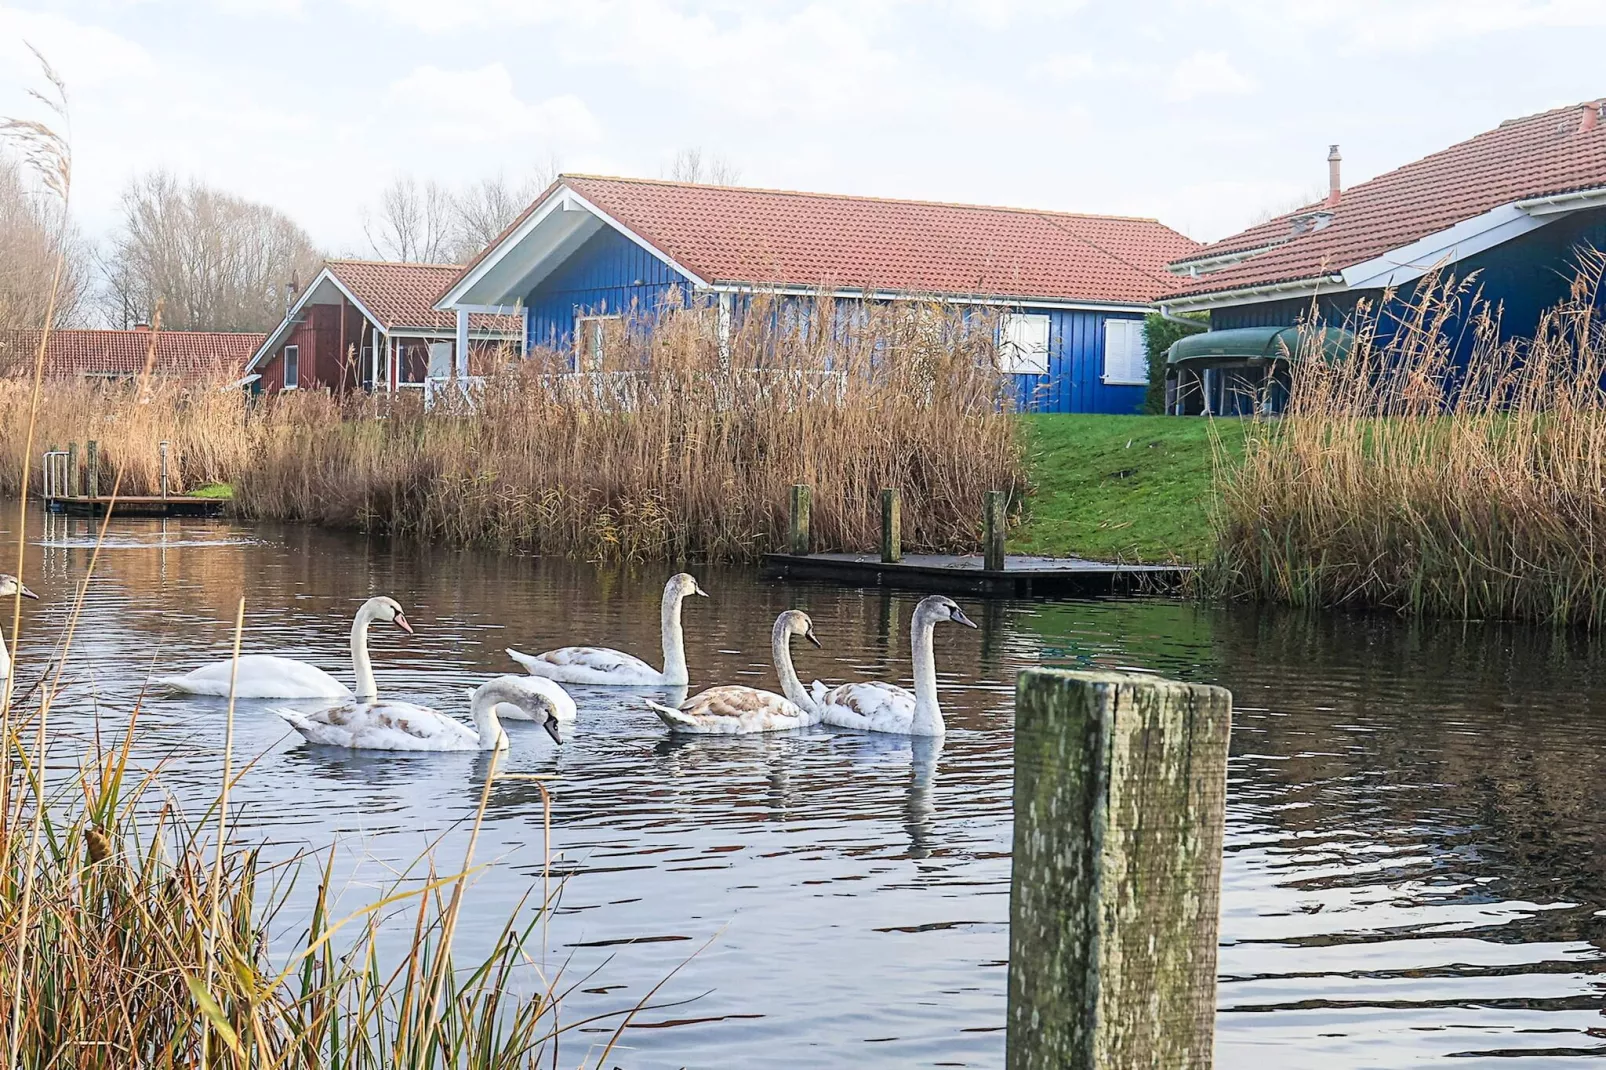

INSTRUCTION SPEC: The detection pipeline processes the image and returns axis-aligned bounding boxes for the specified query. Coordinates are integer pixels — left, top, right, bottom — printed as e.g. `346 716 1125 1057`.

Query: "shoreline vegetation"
1210 263 1606 627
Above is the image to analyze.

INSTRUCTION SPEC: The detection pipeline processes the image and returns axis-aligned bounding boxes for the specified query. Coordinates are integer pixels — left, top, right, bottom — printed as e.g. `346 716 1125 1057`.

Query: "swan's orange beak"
393 613 414 635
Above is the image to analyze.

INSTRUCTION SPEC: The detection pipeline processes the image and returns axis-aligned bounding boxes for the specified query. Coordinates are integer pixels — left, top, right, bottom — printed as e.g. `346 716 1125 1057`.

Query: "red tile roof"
0 328 262 379
1166 99 1606 300
460 176 1200 307
325 260 519 333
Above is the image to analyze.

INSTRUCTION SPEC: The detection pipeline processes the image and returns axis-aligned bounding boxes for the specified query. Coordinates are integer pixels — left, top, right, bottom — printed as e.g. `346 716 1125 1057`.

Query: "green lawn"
1010 414 1247 563
191 482 234 499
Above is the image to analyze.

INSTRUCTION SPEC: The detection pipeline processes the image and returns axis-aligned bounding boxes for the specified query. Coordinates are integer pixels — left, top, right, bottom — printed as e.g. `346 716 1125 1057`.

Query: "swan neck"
470 687 510 750
660 588 688 686
910 610 943 735
772 620 811 711
351 606 377 701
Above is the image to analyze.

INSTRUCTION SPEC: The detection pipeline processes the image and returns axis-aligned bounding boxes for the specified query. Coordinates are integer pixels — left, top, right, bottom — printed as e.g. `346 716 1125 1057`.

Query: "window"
283 344 299 389
999 313 1050 374
574 315 621 372
427 341 453 379
1103 319 1148 385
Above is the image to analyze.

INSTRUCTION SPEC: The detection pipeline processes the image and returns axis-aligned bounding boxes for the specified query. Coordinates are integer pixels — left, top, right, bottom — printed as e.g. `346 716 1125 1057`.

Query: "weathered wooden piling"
86 440 99 499
881 488 902 563
984 490 1006 572
1007 669 1231 1070
159 440 170 499
788 484 811 556
66 442 78 496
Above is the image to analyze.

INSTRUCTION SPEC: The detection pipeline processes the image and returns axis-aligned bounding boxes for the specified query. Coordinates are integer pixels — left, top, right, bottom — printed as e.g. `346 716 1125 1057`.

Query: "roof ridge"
326 258 464 270
561 173 1175 228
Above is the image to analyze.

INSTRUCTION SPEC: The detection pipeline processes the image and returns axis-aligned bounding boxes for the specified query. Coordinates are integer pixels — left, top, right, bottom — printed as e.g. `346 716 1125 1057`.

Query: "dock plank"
763 552 1188 597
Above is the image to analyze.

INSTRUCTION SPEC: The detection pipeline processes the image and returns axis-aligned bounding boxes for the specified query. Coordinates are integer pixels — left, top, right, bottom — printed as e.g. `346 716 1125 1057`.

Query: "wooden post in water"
983 490 1006 572
788 484 811 556
1007 669 1231 1070
86 440 99 499
880 488 901 563
66 443 78 497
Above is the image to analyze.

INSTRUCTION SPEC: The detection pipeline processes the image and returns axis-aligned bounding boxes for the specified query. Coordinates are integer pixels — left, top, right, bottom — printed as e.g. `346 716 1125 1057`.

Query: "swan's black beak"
542 717 563 745
393 613 413 635
805 627 822 649
951 607 977 629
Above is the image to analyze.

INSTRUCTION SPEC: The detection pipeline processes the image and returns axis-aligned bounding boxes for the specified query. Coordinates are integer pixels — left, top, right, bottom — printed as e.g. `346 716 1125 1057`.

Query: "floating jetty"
45 494 227 519
42 442 228 519
767 484 1188 597
763 551 1187 597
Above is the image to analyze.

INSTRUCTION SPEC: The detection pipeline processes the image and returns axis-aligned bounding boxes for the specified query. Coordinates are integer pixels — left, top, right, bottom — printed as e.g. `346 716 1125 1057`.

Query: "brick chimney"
1325 144 1342 207
1582 102 1602 133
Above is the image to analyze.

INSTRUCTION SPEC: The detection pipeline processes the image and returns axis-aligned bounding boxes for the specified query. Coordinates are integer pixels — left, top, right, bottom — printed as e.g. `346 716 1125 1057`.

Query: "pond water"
5 505 1606 1067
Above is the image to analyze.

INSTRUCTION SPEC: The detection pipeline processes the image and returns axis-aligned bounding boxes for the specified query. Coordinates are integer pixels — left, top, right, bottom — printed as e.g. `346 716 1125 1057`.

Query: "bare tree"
0 149 89 332
667 147 741 186
101 171 323 332
364 175 455 263
447 154 562 262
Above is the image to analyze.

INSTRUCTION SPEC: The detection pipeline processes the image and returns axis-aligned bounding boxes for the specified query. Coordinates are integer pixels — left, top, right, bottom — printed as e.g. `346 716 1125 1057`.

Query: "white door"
427 341 453 379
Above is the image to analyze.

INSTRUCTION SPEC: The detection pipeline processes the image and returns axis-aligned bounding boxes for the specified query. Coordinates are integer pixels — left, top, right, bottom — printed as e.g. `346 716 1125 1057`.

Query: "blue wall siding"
1006 309 1148 414
525 227 696 356
521 223 1150 412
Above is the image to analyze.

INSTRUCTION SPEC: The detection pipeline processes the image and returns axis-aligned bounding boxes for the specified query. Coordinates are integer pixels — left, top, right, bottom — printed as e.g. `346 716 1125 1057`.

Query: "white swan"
0 574 38 684
463 675 578 723
274 675 564 751
506 573 706 686
157 596 412 700
810 595 975 736
647 610 821 734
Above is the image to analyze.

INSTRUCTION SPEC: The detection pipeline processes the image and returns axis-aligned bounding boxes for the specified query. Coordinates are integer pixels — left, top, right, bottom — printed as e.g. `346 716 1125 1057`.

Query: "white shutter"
999 313 1051 374
1103 319 1148 384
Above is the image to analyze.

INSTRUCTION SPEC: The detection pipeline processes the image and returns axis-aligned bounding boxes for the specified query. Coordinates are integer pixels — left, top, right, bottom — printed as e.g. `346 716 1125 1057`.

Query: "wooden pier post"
1007 669 1231 1070
159 440 170 499
881 488 901 563
66 443 78 497
983 490 1006 572
86 440 99 499
788 484 811 556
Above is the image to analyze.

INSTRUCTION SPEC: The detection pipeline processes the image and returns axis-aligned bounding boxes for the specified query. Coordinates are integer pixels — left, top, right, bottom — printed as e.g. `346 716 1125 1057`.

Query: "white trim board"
703 282 1150 315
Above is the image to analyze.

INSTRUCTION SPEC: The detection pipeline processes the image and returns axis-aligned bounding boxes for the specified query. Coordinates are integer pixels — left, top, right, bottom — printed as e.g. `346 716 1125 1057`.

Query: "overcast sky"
3 0 1604 255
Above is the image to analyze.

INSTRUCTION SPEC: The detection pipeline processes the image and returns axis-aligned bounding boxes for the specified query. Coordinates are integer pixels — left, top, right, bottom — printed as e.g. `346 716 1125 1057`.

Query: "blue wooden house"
434 175 1200 414
1157 101 1606 414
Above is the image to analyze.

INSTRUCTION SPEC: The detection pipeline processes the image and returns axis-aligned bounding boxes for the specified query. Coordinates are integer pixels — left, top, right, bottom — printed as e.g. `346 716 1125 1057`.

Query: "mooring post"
788 484 811 556
86 440 99 499
881 488 901 563
983 490 1006 572
159 440 170 499
1007 669 1231 1070
66 442 79 497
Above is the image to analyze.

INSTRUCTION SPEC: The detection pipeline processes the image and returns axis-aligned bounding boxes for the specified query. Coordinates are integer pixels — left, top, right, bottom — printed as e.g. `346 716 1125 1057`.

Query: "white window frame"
1102 318 1148 385
574 314 622 372
282 344 299 390
998 312 1051 375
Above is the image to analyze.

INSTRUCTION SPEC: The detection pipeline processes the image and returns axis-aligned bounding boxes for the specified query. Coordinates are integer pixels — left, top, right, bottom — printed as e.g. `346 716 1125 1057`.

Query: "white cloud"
1165 50 1256 103
0 6 154 91
386 64 602 144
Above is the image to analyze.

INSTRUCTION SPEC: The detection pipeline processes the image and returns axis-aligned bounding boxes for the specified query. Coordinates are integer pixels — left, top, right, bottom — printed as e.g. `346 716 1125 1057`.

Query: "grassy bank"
1211 266 1606 626
1011 414 1247 563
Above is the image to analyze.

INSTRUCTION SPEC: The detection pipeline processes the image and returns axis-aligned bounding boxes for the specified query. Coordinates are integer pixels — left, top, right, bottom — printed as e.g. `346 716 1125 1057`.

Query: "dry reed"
234 294 1027 561
1210 256 1606 625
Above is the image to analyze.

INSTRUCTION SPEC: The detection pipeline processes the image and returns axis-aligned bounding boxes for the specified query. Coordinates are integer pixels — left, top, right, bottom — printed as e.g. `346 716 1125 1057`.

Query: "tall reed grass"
1210 258 1606 625
234 295 1025 560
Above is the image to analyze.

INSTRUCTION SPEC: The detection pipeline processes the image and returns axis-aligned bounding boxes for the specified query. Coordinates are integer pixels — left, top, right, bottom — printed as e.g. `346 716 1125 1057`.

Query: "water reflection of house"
0 327 262 381
245 260 521 395
1158 100 1606 415
433 175 1200 414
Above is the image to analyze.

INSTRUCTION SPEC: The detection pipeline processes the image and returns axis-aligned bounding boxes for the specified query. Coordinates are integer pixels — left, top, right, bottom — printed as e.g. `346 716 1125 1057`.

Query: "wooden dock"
45 495 228 518
762 551 1188 597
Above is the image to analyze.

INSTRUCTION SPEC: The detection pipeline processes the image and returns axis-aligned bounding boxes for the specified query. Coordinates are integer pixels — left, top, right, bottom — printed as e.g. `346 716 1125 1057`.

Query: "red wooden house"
245 260 521 394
